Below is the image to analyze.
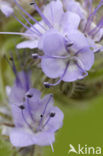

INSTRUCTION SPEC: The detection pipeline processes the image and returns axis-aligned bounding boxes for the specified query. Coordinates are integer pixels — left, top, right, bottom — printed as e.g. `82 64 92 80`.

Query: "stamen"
9 55 21 85
65 36 73 52
74 58 88 77
32 0 53 29
44 79 62 88
23 72 30 91
76 63 88 77
84 0 93 14
17 11 42 36
40 114 43 118
50 112 55 117
30 2 35 5
19 105 33 130
42 116 51 128
25 97 36 123
43 55 69 59
26 94 33 98
91 19 103 38
0 32 36 37
32 53 40 59
50 143 54 152
44 62 69 87
88 17 103 37
42 112 55 128
37 94 53 130
66 43 74 47
41 94 53 118
75 47 90 55
32 53 70 60
84 0 103 33
14 0 47 31
13 14 35 33
19 105 25 110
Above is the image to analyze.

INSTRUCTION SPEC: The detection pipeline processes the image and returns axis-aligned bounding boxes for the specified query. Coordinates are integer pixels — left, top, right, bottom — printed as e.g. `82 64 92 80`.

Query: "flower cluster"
5 58 63 149
1 0 103 86
0 0 14 17
0 0 103 152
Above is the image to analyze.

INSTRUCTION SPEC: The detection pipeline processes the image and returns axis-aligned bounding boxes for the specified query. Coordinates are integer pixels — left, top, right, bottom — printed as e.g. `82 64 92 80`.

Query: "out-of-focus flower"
0 1 14 17
63 0 103 53
8 72 63 148
63 0 87 20
15 0 82 49
4 58 64 148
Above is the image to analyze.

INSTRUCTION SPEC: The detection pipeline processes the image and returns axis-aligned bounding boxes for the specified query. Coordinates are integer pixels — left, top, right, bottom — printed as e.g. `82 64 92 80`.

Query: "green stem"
0 59 6 101
33 146 43 156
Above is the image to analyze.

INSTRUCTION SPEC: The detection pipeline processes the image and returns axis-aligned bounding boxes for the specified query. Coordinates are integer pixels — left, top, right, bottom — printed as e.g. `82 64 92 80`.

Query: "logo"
68 144 102 155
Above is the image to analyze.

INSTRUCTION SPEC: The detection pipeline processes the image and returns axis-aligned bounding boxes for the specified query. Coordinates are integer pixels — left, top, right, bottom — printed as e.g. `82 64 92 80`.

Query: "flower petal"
67 30 90 51
61 11 81 33
25 88 41 110
45 106 64 132
43 0 63 26
39 30 66 56
77 48 94 71
16 40 38 49
41 57 65 78
0 1 13 17
63 0 86 19
10 128 37 147
10 128 55 147
63 62 87 82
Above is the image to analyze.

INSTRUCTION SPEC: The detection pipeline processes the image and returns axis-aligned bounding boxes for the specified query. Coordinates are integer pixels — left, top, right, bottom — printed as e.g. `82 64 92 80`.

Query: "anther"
32 53 39 59
40 114 43 118
19 105 25 110
26 94 33 98
30 2 35 5
67 43 73 47
50 112 55 118
44 82 51 88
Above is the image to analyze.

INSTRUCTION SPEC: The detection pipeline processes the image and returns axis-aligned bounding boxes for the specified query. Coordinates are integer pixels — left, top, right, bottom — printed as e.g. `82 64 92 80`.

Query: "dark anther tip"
19 105 25 110
26 94 33 98
50 112 55 118
30 2 35 5
32 53 39 59
9 57 13 61
44 82 50 88
40 114 43 118
67 43 73 47
50 94 53 97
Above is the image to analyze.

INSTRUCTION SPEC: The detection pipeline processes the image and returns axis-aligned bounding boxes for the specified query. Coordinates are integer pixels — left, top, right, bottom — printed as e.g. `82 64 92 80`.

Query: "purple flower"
63 0 87 20
0 0 81 49
0 0 94 84
0 1 14 17
7 71 64 148
37 29 94 86
63 0 103 53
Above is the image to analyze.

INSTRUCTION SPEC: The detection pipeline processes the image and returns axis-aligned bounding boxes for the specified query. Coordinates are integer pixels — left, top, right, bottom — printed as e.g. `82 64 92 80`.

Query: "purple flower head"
0 0 81 49
0 1 14 17
7 64 64 148
0 0 94 85
36 29 94 87
63 0 103 53
10 0 93 85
